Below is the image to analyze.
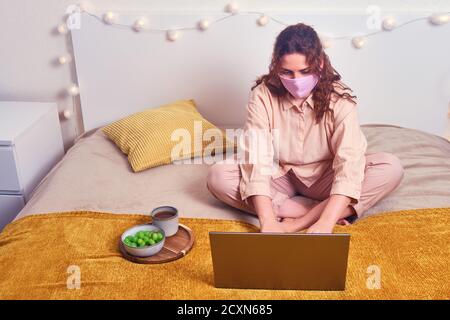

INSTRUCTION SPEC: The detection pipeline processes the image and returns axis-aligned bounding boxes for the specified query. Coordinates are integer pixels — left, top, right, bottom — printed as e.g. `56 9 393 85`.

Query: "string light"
77 1 93 12
429 12 450 25
197 19 210 31
382 16 397 31
257 14 269 26
63 109 73 119
55 3 450 121
225 2 239 15
74 6 450 47
351 36 366 49
166 30 180 41
103 11 116 24
133 17 148 32
67 84 80 96
56 23 68 35
58 54 72 65
320 36 333 49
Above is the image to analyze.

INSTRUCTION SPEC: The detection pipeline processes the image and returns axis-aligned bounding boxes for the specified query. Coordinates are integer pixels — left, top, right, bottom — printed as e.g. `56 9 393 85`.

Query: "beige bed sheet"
16 124 450 227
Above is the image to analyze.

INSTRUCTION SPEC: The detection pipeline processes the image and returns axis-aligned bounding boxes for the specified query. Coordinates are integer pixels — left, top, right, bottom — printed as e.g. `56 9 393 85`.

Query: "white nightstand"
0 102 64 231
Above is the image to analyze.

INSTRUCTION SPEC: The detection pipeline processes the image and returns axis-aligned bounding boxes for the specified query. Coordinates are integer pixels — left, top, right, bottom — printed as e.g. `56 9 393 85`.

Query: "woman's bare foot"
260 219 283 232
279 216 350 231
278 217 306 233
260 218 294 233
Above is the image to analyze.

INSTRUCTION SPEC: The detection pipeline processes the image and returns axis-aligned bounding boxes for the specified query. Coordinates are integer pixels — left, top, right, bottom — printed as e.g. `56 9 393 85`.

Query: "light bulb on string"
58 54 72 65
57 23 68 35
320 36 333 49
224 2 239 15
351 36 366 49
257 15 269 26
429 13 449 25
103 11 116 24
198 19 210 31
133 17 148 32
166 30 180 42
63 109 73 120
77 1 93 12
67 84 80 96
382 16 397 31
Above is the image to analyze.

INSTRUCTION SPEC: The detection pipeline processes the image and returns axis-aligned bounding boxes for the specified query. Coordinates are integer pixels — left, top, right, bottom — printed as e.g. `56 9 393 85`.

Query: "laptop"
209 231 350 291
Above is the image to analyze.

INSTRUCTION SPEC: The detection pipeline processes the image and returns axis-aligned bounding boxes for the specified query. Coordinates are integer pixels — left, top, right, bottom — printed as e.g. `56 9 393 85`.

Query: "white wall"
1 0 449 150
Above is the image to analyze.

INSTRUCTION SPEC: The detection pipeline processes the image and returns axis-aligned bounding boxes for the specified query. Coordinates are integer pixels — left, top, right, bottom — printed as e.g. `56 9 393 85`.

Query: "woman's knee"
377 152 405 189
206 163 237 195
206 164 223 193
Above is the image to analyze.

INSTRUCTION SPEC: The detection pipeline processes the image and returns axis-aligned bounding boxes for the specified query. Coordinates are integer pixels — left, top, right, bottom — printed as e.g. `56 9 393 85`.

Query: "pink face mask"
279 73 319 99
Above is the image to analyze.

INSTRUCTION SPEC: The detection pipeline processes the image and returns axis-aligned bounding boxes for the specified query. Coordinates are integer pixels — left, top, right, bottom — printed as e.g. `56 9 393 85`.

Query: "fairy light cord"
56 2 449 121
78 8 449 40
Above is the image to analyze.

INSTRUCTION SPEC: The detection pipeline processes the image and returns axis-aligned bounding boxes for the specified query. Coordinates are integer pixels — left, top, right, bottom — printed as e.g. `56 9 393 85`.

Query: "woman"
206 23 404 234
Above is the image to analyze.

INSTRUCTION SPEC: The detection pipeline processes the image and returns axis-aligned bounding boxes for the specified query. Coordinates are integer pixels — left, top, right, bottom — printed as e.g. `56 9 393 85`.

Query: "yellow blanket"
0 208 449 299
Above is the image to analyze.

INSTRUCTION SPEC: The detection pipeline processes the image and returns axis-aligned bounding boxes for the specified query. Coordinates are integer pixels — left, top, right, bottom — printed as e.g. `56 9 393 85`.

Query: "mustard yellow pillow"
102 99 236 172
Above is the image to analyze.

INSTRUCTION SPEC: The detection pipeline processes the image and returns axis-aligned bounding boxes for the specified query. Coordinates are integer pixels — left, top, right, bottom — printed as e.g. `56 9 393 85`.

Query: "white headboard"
71 11 450 135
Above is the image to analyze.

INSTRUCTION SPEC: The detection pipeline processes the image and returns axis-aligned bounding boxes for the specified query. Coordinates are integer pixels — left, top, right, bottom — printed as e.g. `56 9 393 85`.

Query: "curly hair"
251 23 357 124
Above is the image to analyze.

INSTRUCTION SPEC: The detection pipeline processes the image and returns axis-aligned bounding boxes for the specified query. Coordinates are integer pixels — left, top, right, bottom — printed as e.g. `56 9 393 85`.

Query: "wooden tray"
119 223 194 264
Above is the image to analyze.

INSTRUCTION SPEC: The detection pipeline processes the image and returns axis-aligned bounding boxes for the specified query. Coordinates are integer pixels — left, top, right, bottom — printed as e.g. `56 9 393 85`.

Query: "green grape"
138 232 147 239
151 233 159 241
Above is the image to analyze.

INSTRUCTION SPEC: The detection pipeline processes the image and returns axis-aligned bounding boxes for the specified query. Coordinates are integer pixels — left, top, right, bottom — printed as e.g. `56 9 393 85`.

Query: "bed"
15 123 450 224
0 122 449 300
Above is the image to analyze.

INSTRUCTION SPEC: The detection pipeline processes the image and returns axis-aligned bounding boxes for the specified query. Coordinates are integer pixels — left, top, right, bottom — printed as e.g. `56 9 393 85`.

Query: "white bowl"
121 224 165 257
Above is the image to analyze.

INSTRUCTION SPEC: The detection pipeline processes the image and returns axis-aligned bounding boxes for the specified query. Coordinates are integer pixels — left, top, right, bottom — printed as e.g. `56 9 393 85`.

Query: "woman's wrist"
249 195 278 221
258 210 277 222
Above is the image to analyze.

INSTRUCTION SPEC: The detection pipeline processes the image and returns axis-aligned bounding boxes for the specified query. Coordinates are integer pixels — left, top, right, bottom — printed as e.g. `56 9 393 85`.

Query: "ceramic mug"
151 206 179 237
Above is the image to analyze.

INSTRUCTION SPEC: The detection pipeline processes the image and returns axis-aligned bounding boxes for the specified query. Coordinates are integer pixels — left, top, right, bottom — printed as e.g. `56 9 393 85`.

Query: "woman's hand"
260 218 286 233
250 195 292 233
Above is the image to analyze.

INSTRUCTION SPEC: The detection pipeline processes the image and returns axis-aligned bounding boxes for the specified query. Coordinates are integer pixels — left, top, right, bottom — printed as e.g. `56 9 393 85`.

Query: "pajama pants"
206 152 404 223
